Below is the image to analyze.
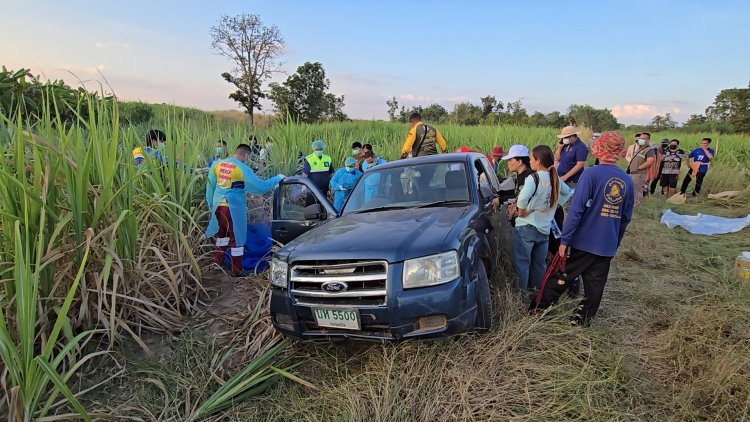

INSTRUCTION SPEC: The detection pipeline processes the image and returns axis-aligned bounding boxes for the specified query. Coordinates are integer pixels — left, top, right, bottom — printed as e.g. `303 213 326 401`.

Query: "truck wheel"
475 260 493 330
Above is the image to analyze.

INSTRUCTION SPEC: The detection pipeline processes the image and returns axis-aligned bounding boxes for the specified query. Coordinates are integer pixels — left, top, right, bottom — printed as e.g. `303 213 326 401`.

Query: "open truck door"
272 177 337 245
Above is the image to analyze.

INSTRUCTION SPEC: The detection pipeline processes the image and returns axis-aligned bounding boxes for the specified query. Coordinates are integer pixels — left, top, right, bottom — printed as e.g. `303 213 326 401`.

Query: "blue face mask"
367 161 376 168
157 143 166 150
215 147 223 155
315 150 324 157
352 148 361 155
345 166 354 173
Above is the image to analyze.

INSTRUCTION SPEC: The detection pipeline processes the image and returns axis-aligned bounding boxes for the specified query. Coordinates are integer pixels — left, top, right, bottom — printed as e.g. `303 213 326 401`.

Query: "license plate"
313 308 360 330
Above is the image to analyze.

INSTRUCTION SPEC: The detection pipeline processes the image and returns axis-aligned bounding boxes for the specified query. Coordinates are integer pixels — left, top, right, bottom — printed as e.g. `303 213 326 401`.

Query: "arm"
515 175 535 216
242 165 283 195
561 162 585 182
557 180 573 206
554 143 563 164
205 162 217 205
638 155 655 171
302 160 311 177
400 128 417 156
618 181 635 246
435 130 448 153
560 172 593 251
702 147 714 160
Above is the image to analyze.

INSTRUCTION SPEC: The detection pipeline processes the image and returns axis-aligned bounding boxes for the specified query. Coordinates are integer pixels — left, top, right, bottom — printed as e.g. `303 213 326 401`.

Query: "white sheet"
660 209 750 235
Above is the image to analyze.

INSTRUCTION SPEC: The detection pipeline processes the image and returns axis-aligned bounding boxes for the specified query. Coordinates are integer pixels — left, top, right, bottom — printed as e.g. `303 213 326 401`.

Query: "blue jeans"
511 224 549 291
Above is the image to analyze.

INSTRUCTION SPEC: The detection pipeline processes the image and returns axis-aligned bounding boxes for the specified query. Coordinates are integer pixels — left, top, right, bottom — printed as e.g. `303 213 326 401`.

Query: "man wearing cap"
303 140 334 196
330 157 362 211
554 126 588 188
553 131 634 326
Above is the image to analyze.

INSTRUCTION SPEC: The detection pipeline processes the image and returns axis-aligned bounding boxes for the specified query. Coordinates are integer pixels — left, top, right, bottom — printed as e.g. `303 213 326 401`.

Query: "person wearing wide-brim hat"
554 126 589 188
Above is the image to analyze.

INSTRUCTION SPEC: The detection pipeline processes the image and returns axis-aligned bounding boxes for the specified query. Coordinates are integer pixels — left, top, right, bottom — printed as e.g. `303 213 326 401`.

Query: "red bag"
529 254 576 313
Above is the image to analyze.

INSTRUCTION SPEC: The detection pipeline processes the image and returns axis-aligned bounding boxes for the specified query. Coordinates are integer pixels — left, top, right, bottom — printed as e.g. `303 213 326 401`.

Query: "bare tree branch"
209 13 284 125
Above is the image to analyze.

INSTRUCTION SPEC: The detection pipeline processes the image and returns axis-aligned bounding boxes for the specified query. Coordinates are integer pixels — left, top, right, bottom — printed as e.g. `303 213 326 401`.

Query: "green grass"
1 97 749 420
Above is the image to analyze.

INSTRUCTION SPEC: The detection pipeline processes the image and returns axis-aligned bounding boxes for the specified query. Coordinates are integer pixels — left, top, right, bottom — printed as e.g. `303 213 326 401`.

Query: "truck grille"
290 260 388 307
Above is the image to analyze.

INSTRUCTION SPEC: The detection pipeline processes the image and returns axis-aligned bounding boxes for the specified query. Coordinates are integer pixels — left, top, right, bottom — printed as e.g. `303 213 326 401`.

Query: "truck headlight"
270 259 288 288
402 251 460 289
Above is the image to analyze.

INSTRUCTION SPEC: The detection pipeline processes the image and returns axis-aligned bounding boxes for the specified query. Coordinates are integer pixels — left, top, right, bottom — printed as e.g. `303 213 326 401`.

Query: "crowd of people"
135 112 716 325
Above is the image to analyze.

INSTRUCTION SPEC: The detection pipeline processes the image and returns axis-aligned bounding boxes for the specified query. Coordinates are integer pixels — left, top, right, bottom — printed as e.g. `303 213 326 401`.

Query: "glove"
276 174 286 180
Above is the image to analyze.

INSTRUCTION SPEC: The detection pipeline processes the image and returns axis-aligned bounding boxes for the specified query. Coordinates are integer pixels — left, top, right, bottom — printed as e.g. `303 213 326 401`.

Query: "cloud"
94 42 132 50
399 94 434 102
611 103 682 119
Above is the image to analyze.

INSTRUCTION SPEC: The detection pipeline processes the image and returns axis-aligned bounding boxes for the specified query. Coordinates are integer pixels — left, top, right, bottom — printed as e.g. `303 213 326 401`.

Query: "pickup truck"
269 153 505 341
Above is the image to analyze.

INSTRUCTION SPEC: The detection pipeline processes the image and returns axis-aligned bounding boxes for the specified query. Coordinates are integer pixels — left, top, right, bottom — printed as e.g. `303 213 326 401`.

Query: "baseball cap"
501 144 529 161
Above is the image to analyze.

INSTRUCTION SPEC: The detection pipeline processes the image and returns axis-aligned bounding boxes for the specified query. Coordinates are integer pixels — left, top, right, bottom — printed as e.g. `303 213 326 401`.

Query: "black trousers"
679 170 706 195
536 248 612 326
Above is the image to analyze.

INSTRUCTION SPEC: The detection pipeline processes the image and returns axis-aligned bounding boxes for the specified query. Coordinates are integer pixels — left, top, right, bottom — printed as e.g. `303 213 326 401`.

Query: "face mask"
314 150 323 157
266 143 271 148
367 161 376 167
215 147 223 154
345 166 354 173
637 139 646 146
352 148 361 155
562 138 571 145
669 145 678 150
157 143 166 150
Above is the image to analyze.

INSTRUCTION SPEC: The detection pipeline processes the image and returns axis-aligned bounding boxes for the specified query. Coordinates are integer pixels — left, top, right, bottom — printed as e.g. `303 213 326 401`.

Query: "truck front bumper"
270 272 478 341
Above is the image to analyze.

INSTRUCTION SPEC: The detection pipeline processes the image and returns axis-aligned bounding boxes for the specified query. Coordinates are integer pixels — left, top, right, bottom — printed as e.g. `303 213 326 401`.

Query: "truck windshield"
343 162 471 214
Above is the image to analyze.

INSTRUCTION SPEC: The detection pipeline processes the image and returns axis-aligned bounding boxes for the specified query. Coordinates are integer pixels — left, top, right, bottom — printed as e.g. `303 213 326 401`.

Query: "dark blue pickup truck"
269 153 505 341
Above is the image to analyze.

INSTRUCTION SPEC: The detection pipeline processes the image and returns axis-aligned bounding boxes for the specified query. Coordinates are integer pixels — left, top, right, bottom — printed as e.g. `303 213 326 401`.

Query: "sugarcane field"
2 2 750 421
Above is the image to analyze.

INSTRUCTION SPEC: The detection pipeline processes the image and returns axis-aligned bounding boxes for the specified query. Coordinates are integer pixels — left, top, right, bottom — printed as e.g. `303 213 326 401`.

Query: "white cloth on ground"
660 209 750 235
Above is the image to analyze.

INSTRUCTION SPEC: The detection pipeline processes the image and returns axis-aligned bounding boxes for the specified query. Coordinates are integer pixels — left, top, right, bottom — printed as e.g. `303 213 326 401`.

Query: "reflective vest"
305 154 332 172
213 159 246 206
132 147 148 165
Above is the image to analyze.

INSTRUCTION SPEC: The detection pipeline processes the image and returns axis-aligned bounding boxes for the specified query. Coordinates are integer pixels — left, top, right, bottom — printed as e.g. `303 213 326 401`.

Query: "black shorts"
660 174 678 188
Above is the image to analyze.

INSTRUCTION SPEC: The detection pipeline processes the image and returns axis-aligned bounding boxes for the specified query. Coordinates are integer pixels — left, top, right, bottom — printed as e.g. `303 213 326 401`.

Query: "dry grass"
226 190 750 421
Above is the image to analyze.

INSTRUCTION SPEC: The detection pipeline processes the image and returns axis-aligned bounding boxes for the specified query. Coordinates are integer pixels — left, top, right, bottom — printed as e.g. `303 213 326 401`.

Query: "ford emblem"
321 281 348 293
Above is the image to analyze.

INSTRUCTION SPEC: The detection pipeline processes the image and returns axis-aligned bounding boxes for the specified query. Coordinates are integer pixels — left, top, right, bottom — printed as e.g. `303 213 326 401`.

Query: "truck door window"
279 184 320 221
475 159 493 200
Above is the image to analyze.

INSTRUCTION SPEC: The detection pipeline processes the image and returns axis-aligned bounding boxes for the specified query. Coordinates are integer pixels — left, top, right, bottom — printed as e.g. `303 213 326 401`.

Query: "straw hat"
556 125 579 139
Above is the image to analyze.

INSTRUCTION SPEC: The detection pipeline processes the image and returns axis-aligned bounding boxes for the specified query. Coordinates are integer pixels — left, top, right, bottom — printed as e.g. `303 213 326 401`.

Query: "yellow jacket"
401 122 447 156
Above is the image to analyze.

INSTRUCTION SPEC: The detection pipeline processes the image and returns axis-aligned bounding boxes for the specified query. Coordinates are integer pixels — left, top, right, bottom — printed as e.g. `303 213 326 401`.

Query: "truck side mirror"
303 203 326 220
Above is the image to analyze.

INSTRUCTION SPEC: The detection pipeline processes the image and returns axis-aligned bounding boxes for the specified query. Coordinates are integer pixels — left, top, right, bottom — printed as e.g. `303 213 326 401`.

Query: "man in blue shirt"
542 132 634 326
679 138 715 197
554 126 589 188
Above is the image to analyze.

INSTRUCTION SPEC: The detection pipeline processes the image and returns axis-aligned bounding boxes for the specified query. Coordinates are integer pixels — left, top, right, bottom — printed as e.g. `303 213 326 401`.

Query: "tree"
705 88 750 133
268 62 347 123
480 95 497 118
567 104 619 131
210 13 285 126
497 100 529 125
450 102 484 125
421 103 448 122
649 113 678 131
386 96 399 121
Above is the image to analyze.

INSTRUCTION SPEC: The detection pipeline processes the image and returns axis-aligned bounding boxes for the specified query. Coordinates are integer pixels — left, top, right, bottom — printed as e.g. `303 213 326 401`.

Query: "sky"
2 0 749 124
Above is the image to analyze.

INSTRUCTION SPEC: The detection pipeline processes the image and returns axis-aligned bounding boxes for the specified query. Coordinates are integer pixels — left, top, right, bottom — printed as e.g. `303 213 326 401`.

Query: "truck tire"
475 260 493 330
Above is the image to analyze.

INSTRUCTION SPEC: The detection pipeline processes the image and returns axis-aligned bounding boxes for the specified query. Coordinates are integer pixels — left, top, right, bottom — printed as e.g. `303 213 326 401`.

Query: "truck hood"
283 206 469 263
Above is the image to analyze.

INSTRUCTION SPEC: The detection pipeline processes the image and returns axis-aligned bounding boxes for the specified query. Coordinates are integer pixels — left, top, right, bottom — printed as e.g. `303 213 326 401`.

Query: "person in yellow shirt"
399 113 448 159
